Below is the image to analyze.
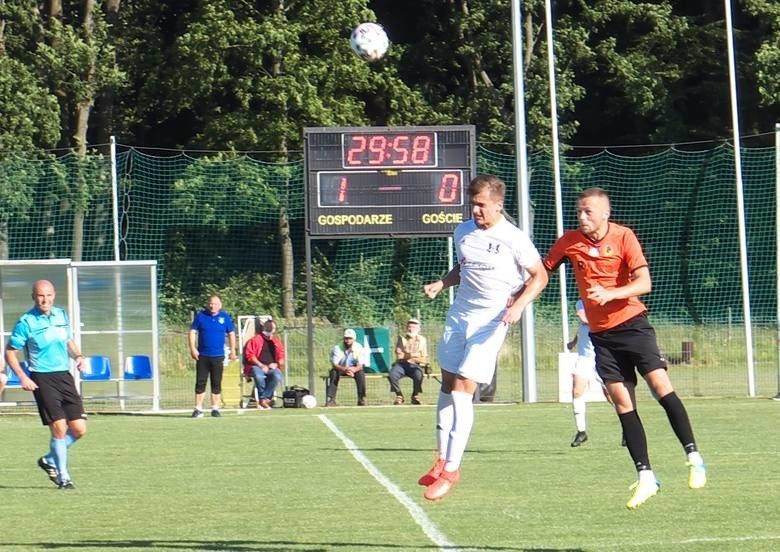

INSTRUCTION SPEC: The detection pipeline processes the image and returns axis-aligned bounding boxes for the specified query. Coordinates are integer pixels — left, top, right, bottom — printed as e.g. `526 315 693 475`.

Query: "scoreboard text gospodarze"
304 125 476 237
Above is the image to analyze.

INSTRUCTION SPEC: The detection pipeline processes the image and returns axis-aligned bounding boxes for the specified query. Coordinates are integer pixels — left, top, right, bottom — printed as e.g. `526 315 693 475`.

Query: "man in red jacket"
243 318 285 409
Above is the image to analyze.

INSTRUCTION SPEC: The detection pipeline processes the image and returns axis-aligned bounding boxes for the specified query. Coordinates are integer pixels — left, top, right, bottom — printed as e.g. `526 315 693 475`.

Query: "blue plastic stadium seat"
81 356 113 381
124 355 152 380
5 361 31 386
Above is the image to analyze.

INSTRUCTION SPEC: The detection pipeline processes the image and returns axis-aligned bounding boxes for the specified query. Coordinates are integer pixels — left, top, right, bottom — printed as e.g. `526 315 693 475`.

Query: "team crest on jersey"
218 316 225 324
604 245 614 256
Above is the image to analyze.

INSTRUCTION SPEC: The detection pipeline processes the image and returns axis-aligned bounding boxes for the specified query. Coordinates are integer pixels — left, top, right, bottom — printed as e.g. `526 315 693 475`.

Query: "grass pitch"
0 397 777 551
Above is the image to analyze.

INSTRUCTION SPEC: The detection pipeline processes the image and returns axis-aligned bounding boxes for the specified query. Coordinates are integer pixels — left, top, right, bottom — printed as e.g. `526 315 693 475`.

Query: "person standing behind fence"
5 279 87 490
389 318 428 405
543 186 706 509
243 318 285 410
188 294 236 418
326 328 366 407
418 174 548 502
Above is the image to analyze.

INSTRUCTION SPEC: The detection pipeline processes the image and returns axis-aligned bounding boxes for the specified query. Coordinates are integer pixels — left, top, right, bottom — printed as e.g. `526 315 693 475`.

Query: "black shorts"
589 313 666 386
195 356 224 394
31 371 87 426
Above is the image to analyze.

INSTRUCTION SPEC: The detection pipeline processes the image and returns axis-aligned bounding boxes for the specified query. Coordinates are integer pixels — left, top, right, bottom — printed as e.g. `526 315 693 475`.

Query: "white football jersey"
452 217 541 310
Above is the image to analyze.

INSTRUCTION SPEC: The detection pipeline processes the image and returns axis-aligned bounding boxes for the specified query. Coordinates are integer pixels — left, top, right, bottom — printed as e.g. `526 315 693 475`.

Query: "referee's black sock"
618 410 651 472
658 391 698 454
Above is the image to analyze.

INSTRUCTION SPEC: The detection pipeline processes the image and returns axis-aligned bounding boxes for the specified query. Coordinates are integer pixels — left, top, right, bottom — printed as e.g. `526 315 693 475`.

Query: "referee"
5 279 87 490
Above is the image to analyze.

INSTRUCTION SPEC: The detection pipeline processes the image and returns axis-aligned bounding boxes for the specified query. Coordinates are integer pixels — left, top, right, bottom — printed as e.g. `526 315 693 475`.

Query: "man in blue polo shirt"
5 279 87 490
188 294 236 418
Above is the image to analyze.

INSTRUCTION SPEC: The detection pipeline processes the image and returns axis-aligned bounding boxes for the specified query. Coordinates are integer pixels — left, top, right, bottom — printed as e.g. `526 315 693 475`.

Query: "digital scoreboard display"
304 125 476 236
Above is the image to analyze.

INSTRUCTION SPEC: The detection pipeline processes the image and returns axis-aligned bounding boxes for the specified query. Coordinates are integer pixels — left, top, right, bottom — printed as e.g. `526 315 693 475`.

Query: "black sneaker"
38 457 59 484
570 431 588 447
210 409 221 418
58 479 75 490
191 409 203 418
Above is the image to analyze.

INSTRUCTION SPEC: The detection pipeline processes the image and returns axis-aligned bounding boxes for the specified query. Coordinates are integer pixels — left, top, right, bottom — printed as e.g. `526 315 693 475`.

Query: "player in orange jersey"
544 187 706 509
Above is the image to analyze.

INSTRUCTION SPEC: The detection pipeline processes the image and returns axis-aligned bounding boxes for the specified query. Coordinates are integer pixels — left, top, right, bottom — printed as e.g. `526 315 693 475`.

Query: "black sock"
618 410 651 472
658 392 697 454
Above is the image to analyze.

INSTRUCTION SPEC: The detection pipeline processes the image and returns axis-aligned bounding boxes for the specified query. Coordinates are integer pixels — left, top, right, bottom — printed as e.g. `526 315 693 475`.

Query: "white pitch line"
318 414 459 552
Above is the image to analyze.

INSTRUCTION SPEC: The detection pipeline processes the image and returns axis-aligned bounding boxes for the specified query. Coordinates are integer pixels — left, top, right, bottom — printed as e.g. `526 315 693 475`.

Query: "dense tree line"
2 1 779 157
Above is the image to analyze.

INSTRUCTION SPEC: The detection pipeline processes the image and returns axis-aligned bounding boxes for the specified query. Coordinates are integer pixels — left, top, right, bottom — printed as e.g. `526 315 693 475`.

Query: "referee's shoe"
37 457 59 485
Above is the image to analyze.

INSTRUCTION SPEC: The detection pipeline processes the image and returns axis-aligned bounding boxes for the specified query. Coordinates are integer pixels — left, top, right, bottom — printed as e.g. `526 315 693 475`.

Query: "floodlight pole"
543 0 570 349
775 122 780 400
512 0 537 402
724 0 756 397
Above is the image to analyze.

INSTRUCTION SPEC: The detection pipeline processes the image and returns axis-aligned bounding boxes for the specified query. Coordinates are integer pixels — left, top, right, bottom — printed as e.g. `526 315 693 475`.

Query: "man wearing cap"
326 328 366 406
389 318 428 405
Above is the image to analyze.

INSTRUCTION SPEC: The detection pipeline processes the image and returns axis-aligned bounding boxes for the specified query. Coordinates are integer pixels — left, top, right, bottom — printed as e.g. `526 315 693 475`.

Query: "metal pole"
724 0 755 396
512 0 537 402
305 234 315 394
774 122 780 400
110 136 120 262
544 0 570 348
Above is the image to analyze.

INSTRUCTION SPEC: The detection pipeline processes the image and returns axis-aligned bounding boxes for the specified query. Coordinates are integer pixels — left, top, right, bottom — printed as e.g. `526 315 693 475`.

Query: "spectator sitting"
243 318 285 410
326 328 366 407
389 318 429 405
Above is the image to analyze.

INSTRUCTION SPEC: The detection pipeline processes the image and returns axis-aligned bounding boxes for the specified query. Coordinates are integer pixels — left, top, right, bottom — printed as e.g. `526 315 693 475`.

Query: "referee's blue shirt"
8 306 72 373
190 310 235 357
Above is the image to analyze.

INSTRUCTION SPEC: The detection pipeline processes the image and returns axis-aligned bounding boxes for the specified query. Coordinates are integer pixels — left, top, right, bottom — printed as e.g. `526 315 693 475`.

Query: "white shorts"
572 354 602 385
436 308 508 385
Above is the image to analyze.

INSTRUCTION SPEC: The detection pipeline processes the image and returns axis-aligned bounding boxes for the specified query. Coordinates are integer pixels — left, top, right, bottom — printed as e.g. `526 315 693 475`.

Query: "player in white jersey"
418 174 548 501
567 298 606 447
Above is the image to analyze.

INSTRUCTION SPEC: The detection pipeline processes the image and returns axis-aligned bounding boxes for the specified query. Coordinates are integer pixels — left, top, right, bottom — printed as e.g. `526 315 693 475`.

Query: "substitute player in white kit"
418 174 548 501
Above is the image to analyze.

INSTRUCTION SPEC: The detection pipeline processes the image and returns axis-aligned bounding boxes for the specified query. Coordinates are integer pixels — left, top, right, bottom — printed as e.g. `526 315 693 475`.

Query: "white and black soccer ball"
301 394 317 409
350 22 389 62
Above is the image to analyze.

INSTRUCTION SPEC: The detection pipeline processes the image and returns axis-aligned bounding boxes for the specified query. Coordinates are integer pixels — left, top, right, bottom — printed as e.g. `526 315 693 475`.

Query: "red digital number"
390 135 410 165
337 177 349 204
345 132 435 167
438 173 460 204
367 135 387 165
411 135 432 165
345 137 366 166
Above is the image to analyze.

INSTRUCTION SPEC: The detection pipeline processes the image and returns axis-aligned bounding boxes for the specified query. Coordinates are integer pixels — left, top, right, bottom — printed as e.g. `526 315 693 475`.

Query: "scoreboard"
304 125 476 237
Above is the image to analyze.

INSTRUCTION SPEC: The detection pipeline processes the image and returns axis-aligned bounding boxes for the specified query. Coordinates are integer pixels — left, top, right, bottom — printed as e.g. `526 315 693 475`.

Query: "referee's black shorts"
590 313 666 386
31 371 87 426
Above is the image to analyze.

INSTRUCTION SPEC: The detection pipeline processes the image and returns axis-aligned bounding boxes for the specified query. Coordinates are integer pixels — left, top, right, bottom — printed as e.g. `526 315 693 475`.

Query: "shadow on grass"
7 539 585 551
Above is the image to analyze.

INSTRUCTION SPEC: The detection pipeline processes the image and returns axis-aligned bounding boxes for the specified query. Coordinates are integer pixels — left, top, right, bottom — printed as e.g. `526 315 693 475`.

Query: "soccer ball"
301 394 317 409
350 22 389 62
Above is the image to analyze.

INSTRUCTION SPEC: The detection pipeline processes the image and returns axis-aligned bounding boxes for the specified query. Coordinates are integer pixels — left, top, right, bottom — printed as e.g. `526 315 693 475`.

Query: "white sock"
572 397 587 432
435 390 454 461
638 469 657 484
444 390 475 472
687 451 704 465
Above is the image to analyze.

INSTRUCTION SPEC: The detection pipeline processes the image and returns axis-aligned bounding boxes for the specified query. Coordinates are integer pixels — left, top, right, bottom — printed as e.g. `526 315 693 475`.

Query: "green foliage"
0 58 61 151
303 249 385 326
203 272 283 322
171 155 281 229
0 157 37 224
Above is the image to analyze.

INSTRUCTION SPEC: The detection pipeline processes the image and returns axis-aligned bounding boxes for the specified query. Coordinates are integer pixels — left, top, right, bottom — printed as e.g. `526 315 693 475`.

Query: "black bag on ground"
282 385 309 408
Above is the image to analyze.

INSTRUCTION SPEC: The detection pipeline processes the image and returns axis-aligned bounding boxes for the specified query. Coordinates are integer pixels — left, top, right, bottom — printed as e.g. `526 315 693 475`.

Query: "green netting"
1 142 778 406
